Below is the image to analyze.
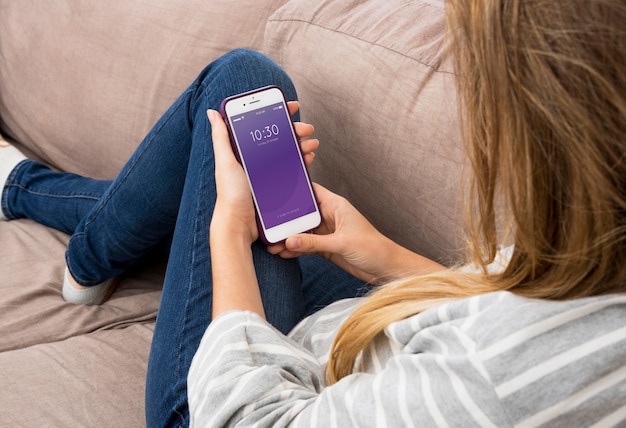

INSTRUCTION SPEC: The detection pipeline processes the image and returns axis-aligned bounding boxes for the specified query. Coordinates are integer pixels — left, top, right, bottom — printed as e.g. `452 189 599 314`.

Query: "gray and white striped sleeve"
188 292 626 427
187 309 511 427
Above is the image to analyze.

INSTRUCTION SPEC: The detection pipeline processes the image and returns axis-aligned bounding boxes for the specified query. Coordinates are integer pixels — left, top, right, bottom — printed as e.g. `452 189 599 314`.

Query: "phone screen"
229 101 317 229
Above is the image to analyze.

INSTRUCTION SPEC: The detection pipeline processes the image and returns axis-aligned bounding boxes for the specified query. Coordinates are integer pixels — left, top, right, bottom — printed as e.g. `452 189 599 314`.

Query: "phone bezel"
221 86 321 244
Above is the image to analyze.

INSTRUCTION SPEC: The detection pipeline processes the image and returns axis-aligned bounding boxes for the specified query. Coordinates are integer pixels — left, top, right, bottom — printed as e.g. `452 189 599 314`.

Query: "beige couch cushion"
266 0 465 264
0 219 164 353
0 323 154 426
0 0 288 179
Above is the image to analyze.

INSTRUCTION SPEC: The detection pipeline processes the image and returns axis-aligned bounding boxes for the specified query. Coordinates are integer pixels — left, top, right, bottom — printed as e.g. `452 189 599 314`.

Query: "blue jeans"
2 49 370 427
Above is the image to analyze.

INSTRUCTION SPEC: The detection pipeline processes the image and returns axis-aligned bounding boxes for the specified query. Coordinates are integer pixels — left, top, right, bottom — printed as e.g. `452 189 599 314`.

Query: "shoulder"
386 291 626 426
391 291 626 364
395 290 626 338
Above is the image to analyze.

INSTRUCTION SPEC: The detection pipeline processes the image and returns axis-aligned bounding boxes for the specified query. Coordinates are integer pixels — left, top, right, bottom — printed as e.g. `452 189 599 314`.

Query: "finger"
267 246 303 259
303 152 315 167
278 250 304 259
299 138 319 154
266 242 286 254
267 242 301 258
294 122 314 139
285 232 339 255
207 109 237 167
287 101 299 116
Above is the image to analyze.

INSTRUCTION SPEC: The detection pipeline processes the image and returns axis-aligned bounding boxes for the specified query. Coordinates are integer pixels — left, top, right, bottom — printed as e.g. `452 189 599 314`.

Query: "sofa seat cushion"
0 323 154 427
265 0 465 264
0 219 164 353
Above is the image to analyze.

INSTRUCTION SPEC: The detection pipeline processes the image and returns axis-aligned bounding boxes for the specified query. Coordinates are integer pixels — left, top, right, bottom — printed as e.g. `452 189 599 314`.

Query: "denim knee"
191 48 299 117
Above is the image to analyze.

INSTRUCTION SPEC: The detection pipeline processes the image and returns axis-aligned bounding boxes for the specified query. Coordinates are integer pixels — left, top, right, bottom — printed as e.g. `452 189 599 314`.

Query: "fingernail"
207 109 217 124
289 237 302 250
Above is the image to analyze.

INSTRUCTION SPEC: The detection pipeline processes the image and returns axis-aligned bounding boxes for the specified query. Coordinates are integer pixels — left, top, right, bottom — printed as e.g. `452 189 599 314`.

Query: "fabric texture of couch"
0 0 461 425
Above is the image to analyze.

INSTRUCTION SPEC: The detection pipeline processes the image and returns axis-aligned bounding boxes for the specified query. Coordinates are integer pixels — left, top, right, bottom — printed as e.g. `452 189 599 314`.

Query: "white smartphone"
220 85 321 244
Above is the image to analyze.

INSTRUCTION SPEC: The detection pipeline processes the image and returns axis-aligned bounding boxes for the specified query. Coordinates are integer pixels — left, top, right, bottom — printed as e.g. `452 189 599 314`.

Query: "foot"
62 268 119 305
0 139 27 221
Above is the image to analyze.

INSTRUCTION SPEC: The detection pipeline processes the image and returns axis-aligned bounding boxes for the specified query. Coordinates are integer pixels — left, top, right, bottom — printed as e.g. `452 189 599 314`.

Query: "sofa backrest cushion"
265 0 465 263
0 0 288 179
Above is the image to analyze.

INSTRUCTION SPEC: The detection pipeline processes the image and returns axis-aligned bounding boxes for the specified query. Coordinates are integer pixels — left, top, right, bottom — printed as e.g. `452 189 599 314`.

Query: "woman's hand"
268 184 445 284
208 101 318 319
208 101 318 244
208 108 257 243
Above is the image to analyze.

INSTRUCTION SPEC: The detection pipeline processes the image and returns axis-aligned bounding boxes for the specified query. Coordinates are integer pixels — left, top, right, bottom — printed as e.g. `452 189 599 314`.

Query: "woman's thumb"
286 233 332 254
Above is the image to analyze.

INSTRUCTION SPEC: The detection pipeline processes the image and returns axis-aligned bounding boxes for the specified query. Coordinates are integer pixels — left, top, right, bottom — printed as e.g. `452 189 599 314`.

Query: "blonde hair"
327 0 626 383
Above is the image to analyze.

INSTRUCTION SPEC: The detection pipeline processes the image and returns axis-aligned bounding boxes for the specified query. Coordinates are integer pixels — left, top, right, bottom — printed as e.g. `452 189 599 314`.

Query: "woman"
1 1 625 427
190 0 626 426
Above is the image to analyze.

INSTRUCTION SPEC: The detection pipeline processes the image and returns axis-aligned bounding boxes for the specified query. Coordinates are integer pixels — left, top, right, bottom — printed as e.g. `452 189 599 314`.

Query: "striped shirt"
188 291 626 427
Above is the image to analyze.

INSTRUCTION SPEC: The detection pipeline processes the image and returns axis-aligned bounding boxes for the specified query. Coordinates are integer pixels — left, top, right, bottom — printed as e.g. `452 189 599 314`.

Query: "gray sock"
62 268 115 305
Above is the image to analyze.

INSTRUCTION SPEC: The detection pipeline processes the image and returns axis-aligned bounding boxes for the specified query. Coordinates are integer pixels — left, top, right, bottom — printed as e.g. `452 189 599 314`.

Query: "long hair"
327 0 626 383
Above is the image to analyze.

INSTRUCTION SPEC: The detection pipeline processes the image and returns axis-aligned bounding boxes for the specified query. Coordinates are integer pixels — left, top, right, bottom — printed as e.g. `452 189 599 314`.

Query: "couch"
0 0 462 425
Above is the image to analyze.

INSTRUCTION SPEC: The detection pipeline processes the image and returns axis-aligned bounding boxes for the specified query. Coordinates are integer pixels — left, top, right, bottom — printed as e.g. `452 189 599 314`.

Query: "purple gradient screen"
231 102 316 229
